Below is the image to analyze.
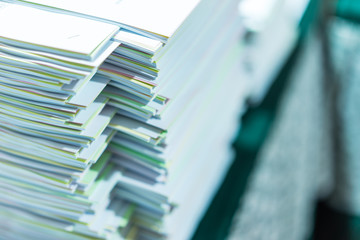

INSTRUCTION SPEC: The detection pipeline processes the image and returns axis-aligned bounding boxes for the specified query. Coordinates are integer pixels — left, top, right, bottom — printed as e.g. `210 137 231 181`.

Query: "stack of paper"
0 0 251 239
237 0 310 103
0 2 130 239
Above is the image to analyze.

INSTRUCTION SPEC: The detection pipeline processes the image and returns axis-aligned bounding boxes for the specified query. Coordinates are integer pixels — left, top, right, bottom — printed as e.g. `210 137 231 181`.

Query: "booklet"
15 0 200 41
0 2 119 59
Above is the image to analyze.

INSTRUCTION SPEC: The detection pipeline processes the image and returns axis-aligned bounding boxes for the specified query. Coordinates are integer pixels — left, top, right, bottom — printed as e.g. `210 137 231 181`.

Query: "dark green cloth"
337 0 360 22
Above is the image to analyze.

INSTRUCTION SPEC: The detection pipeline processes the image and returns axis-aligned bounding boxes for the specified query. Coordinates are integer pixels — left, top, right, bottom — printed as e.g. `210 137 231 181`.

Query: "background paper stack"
0 0 248 239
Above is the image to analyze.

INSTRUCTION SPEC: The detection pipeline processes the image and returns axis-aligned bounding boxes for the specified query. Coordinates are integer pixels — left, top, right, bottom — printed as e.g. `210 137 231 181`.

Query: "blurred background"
193 0 360 239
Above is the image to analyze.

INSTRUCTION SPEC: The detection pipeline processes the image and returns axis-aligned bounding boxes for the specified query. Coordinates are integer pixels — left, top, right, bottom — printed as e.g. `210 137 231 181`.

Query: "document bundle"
0 0 248 239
